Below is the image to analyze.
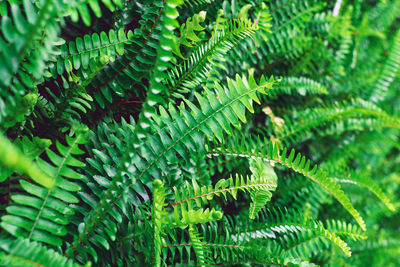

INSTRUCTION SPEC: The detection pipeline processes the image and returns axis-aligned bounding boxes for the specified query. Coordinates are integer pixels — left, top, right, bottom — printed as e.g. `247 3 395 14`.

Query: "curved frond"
171 158 277 220
326 166 396 211
207 133 367 231
231 208 354 257
278 99 400 145
0 238 88 267
0 134 53 188
168 16 267 94
66 74 276 260
153 179 167 267
369 28 400 102
1 128 87 246
50 29 133 77
269 76 328 98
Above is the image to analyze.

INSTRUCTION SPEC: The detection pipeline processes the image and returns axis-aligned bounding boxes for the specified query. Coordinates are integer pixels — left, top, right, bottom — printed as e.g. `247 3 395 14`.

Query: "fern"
152 179 167 267
1 0 400 266
277 98 400 145
173 10 207 59
188 225 214 267
0 134 53 187
268 76 328 98
369 28 400 103
84 1 166 110
65 0 123 26
325 165 396 211
208 133 367 231
238 208 355 256
0 238 88 267
65 74 276 261
171 158 277 223
1 127 87 246
168 16 266 95
50 29 134 77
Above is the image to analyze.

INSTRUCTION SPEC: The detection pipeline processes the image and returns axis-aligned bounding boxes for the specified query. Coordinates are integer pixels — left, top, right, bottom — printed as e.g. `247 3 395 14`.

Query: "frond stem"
168 183 275 207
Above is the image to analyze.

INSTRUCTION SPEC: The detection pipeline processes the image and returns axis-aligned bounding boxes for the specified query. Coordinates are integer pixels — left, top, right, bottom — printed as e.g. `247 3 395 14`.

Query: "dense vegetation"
0 0 399 266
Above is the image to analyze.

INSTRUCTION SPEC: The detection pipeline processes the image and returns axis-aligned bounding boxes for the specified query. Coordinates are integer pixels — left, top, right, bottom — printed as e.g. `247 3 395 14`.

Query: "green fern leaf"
0 238 89 267
51 29 133 76
67 74 276 259
1 127 88 246
208 133 367 231
0 134 53 188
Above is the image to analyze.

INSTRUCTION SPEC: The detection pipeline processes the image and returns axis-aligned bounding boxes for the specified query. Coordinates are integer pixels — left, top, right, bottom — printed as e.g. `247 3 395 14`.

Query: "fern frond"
368 0 400 32
153 179 167 267
168 17 264 94
50 29 133 77
0 134 53 188
36 73 96 132
0 238 88 267
278 99 400 145
312 117 400 142
67 117 154 262
66 74 276 260
86 1 165 110
275 174 327 218
200 223 304 266
189 225 214 267
281 228 333 259
325 220 367 241
270 0 325 33
134 0 183 139
181 0 215 7
352 236 400 255
0 0 57 86
65 0 123 26
231 207 353 257
369 28 400 102
174 207 223 227
222 0 327 78
268 76 328 98
248 158 278 219
0 136 51 183
170 158 277 220
1 0 399 266
207 133 367 231
173 10 207 59
163 224 299 266
0 0 65 128
326 166 396 211
331 7 354 74
1 127 88 246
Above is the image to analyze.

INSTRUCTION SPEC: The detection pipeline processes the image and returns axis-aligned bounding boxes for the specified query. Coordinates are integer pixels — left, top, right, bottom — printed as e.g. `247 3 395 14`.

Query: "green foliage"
0 135 51 182
208 133 367 231
152 179 167 267
171 158 277 224
52 28 134 77
277 98 400 145
188 224 214 267
1 127 87 247
369 28 400 102
0 134 53 187
0 0 399 266
168 11 269 95
269 76 328 98
0 238 88 267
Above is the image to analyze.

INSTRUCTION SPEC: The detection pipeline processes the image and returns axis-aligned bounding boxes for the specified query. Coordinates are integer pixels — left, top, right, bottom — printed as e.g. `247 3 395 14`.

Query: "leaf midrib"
207 147 366 231
133 84 268 184
69 82 270 251
170 182 276 207
28 135 81 238
169 20 256 92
